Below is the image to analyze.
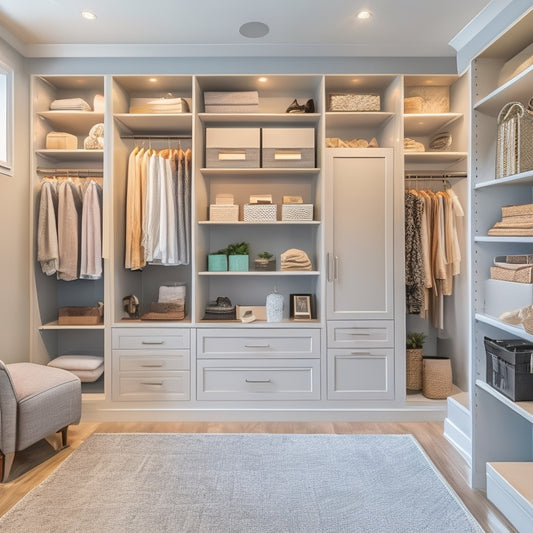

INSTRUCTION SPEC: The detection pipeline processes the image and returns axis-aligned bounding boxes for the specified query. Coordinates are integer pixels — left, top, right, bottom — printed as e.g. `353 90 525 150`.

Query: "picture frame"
291 294 312 320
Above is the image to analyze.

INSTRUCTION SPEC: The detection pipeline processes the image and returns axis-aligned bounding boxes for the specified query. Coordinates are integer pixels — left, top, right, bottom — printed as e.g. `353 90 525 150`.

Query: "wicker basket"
406 348 423 391
422 357 453 399
496 100 533 178
328 93 380 112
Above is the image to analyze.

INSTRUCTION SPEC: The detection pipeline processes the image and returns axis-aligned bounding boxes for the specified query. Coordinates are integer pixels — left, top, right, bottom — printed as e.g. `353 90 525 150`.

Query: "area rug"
0 433 483 533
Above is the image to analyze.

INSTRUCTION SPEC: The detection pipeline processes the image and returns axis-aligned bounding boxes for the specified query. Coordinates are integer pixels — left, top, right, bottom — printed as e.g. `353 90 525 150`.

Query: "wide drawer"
197 328 320 358
327 348 394 400
112 328 190 350
112 350 190 371
327 320 394 348
112 371 190 401
197 359 320 400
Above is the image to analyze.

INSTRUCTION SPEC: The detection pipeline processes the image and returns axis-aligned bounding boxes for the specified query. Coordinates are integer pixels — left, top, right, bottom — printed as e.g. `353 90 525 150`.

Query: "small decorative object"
429 132 452 151
204 296 236 320
406 332 426 391
422 356 453 399
266 287 284 322
121 295 139 319
254 251 276 271
291 294 312 320
280 248 312 270
208 253 228 271
285 98 315 113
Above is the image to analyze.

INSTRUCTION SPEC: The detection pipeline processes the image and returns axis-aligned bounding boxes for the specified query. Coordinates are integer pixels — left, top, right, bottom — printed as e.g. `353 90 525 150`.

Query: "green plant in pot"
254 251 276 271
225 241 250 271
406 332 426 391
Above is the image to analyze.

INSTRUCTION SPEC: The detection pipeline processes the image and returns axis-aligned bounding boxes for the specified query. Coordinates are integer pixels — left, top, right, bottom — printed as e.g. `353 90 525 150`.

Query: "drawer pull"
350 352 371 355
141 341 165 345
245 378 272 383
141 364 164 368
350 332 370 336
141 381 164 386
244 344 271 349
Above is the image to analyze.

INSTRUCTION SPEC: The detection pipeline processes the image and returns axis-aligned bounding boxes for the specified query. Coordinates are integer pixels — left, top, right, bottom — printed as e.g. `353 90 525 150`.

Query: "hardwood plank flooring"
0 421 516 532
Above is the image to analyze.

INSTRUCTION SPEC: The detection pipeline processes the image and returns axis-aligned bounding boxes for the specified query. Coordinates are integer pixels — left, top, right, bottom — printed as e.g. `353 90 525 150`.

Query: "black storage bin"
484 337 533 401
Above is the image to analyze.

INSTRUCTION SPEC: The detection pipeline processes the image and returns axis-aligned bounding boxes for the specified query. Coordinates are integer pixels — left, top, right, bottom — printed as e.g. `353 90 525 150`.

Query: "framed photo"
291 294 312 320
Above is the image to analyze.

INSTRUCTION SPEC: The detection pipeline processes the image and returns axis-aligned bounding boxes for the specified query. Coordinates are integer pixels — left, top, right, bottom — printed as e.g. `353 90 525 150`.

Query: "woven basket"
496 100 533 178
406 348 423 391
422 357 453 399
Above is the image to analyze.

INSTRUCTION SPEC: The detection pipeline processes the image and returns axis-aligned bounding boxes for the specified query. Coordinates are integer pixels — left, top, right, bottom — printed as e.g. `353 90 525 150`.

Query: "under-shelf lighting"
149 78 158 83
258 77 268 83
356 9 372 20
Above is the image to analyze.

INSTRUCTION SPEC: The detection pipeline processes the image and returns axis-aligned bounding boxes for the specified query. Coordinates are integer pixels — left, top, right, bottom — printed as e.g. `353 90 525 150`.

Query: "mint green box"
208 254 227 271
229 255 249 272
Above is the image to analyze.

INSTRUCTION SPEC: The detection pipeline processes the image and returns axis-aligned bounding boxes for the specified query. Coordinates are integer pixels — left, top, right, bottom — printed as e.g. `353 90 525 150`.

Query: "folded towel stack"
404 137 425 152
129 97 189 114
280 248 312 270
140 284 186 320
84 123 104 150
488 203 533 236
50 98 91 111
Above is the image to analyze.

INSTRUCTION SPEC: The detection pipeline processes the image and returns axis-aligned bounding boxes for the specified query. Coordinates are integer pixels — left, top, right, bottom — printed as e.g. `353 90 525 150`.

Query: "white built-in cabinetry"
29 71 470 420
468 9 533 530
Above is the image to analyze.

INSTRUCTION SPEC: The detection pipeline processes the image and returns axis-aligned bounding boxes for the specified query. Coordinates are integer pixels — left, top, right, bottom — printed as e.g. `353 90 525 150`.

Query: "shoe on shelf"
304 98 315 113
286 99 305 113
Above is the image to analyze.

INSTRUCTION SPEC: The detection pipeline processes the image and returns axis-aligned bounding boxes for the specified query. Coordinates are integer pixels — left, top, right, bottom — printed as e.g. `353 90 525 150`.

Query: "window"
0 61 13 176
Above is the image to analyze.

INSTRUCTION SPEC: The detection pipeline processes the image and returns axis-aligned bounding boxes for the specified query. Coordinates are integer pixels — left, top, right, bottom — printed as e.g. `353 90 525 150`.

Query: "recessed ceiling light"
258 77 268 83
149 78 158 83
239 21 270 39
356 9 372 20
81 10 97 20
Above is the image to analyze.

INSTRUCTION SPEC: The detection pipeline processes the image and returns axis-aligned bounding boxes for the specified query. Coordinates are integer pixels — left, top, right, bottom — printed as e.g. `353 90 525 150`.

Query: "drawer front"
197 359 320 400
113 371 190 401
113 350 190 372
197 329 320 358
112 328 190 350
327 349 394 400
327 321 394 348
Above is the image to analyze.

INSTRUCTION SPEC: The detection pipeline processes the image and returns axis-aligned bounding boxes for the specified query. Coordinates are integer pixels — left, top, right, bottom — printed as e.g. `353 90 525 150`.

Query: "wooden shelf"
404 151 467 165
200 167 320 175
475 236 533 243
198 270 320 276
475 169 533 189
37 111 104 135
198 112 321 124
198 220 320 225
35 149 104 162
325 111 394 129
114 113 192 135
39 321 105 330
403 113 463 137
477 380 533 424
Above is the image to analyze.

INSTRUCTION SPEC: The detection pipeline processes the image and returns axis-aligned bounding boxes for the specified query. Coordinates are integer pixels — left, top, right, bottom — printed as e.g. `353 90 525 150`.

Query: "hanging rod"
405 171 467 179
121 134 192 139
36 167 104 175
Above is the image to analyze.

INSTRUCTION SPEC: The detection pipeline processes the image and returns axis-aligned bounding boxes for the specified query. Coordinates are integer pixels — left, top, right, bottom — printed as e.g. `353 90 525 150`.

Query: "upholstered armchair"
0 360 81 482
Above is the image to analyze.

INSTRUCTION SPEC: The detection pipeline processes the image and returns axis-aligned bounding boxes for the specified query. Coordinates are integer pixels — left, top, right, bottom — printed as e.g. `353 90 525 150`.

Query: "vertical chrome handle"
334 255 339 281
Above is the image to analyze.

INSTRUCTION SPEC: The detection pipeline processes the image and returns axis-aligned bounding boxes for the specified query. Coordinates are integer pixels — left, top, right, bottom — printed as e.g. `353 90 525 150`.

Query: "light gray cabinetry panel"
327 320 394 348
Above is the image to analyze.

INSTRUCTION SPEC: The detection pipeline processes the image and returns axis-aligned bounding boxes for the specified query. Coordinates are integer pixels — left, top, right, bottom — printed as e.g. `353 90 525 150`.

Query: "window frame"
0 60 14 176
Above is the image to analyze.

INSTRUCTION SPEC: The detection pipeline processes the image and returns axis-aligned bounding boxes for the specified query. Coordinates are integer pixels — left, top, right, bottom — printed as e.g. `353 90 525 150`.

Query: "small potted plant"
208 248 228 271
254 251 276 271
226 241 250 271
406 332 426 391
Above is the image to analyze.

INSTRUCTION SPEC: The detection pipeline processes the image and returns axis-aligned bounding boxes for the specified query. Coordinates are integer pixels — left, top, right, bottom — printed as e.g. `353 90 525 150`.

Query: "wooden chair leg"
1 451 15 483
59 426 69 447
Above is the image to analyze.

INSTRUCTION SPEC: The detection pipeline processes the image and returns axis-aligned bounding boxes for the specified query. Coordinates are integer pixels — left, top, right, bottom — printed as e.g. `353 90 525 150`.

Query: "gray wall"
0 37 29 363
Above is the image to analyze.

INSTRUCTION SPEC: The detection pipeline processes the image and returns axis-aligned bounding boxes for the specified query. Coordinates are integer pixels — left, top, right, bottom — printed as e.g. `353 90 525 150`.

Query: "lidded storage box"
404 86 450 113
262 128 315 168
484 337 533 401
281 204 313 221
46 131 77 150
328 93 380 112
205 128 260 168
243 203 277 222
204 91 259 113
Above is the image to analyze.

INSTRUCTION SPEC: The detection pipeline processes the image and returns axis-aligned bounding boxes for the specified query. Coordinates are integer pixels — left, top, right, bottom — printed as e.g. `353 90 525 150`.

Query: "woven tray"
58 306 102 325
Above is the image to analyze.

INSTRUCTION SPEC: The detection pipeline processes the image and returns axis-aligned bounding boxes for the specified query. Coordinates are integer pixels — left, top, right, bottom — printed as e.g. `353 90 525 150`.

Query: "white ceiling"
0 0 495 58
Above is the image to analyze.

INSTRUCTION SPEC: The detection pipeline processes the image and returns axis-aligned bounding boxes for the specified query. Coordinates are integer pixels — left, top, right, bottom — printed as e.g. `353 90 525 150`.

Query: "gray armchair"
0 360 81 482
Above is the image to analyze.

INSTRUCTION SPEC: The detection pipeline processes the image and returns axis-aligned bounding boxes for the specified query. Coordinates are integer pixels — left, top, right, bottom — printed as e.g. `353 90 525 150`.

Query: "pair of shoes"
285 98 315 114
500 305 533 334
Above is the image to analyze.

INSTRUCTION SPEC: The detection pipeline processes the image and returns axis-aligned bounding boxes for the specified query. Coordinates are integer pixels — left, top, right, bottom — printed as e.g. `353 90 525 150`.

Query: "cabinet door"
325 148 394 320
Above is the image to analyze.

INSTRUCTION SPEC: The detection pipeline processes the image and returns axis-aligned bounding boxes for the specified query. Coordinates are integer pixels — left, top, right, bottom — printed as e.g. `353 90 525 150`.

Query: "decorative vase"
406 348 423 391
254 258 276 271
208 254 227 272
229 254 249 272
266 289 284 322
422 356 453 399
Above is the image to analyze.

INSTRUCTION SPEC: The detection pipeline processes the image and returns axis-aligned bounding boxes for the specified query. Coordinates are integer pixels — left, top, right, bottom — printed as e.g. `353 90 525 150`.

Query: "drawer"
112 371 190 401
197 359 320 400
197 328 320 358
113 350 190 371
327 348 394 400
327 320 394 348
112 328 190 350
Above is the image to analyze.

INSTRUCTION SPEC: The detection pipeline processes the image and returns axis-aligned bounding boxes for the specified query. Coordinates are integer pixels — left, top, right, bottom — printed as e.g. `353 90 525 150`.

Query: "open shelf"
325 111 394 129
198 270 320 276
477 379 533 424
198 113 321 124
114 113 193 135
39 321 105 330
403 113 463 137
35 149 104 162
37 111 105 134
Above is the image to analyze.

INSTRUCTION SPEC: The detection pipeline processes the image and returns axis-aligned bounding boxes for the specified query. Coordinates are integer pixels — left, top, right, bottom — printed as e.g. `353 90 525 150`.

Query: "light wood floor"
0 421 516 532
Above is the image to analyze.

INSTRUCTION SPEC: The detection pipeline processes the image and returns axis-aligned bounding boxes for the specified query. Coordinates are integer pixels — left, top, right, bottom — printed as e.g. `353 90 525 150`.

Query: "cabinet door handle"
244 344 271 348
245 378 272 383
327 253 333 282
141 381 164 386
140 363 164 368
334 255 339 281
350 351 371 355
141 341 164 345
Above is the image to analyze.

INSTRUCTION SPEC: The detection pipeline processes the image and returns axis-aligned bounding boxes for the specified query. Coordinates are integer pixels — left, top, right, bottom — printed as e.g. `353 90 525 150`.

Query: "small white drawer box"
206 127 260 168
484 279 533 318
209 204 239 222
243 203 277 222
262 128 315 168
204 91 259 113
281 204 313 221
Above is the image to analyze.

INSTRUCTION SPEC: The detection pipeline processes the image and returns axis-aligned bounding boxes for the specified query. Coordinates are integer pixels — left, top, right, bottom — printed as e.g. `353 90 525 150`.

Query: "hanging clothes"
125 143 191 269
57 179 82 281
405 190 425 314
37 179 59 276
80 180 103 280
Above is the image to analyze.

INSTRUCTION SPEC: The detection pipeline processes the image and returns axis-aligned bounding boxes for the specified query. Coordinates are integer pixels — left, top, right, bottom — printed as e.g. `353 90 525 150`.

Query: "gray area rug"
0 433 483 533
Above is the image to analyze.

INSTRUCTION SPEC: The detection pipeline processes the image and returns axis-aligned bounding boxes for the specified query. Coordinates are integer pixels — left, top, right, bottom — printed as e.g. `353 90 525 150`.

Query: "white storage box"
46 131 77 150
281 204 313 221
129 97 189 114
262 128 315 168
484 279 533 318
243 203 277 222
206 128 260 168
204 91 259 113
209 204 239 222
